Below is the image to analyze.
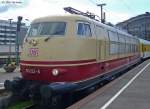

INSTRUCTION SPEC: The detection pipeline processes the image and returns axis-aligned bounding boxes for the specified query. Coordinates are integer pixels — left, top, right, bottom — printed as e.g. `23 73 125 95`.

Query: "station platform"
67 59 150 109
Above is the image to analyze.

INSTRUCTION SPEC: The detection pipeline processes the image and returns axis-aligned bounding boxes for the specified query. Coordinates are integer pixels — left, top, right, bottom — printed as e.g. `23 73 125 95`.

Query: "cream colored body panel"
21 15 140 63
22 16 97 61
21 38 97 61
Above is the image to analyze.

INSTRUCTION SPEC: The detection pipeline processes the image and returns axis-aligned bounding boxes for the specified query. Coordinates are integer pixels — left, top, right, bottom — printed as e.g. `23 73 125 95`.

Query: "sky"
0 0 149 24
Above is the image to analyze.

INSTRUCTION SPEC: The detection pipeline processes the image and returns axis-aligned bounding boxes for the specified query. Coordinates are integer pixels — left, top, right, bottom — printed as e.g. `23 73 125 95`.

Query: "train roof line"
34 14 137 39
33 8 138 39
63 7 137 39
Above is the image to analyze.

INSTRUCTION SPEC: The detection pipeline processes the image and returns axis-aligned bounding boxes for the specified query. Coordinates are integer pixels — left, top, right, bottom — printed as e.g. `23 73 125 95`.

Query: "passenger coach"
139 38 150 59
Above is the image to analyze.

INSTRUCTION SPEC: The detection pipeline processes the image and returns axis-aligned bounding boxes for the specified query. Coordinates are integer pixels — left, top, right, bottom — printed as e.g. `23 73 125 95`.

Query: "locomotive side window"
28 22 66 37
95 26 104 38
108 31 119 55
77 22 92 37
77 23 84 35
84 24 92 36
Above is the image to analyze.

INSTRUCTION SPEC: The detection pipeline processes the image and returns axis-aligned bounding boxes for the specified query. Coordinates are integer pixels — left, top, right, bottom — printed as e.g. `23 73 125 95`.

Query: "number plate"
29 48 39 56
26 68 40 74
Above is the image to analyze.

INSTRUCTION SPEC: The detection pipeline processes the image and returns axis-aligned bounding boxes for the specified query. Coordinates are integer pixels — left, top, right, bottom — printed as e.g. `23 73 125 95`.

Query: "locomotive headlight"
52 69 59 76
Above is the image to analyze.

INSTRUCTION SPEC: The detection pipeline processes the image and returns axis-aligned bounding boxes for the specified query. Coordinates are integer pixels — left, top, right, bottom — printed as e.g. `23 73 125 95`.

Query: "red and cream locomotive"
5 7 146 108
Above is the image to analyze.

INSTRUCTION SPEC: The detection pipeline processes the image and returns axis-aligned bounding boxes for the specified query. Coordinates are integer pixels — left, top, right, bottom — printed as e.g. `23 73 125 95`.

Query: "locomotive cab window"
28 22 66 37
77 22 92 37
28 23 39 36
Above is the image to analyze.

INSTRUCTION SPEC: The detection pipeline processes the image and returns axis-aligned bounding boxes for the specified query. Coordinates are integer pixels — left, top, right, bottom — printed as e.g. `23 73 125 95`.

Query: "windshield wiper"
44 35 53 42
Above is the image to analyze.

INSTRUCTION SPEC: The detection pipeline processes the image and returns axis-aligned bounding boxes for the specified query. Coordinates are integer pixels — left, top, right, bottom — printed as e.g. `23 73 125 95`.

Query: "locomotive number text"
26 68 40 74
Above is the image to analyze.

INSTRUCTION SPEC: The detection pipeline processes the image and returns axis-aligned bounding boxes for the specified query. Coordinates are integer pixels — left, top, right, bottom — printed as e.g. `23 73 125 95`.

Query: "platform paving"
68 59 150 109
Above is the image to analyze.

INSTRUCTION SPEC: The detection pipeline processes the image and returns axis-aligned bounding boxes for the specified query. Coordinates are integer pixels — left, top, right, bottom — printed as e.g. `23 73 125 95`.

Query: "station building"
0 20 28 65
116 12 150 41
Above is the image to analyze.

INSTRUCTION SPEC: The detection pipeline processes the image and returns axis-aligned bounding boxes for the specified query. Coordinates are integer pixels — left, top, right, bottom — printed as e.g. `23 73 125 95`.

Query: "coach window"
125 36 130 53
77 22 92 37
118 34 125 54
132 39 136 53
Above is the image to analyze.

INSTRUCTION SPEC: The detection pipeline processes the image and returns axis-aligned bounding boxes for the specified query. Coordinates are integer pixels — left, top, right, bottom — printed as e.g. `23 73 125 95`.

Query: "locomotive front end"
20 20 68 83
20 15 97 84
20 16 81 84
4 16 81 108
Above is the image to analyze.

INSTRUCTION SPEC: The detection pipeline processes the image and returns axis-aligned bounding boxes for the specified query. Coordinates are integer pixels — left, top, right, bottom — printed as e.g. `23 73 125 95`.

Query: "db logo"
29 48 39 56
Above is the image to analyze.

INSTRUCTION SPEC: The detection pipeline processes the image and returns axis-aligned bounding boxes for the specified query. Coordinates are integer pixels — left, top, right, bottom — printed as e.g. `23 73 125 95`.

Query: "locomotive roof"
32 14 92 23
32 14 137 39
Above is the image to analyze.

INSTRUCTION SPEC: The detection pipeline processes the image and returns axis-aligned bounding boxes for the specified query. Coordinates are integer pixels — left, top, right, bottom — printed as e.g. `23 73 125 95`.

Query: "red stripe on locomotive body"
20 54 140 83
